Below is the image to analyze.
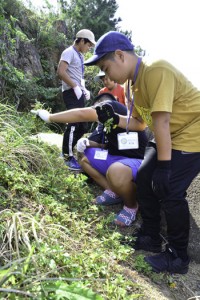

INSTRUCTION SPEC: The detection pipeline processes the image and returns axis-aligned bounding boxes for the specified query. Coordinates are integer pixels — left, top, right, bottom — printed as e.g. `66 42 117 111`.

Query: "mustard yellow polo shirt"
132 59 200 152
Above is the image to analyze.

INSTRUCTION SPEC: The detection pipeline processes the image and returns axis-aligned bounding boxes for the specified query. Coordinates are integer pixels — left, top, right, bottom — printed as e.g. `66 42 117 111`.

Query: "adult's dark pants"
62 88 87 157
136 142 200 257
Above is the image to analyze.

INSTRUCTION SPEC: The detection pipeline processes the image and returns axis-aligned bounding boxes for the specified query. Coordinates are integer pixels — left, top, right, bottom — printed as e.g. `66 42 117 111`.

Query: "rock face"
0 2 68 111
14 39 44 77
187 173 200 262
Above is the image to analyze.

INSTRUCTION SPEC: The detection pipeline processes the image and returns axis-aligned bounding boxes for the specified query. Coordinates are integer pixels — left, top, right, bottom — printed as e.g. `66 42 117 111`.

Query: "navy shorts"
84 148 142 180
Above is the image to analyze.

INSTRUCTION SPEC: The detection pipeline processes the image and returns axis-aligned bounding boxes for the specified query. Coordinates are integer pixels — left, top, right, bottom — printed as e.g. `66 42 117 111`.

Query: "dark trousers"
62 89 87 157
136 142 200 256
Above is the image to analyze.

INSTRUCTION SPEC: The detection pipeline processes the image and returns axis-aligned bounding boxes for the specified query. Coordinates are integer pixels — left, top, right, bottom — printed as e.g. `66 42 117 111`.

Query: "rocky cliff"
0 0 68 111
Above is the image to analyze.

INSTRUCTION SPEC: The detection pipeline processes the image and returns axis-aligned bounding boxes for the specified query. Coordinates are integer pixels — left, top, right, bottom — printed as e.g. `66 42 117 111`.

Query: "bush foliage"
0 0 132 113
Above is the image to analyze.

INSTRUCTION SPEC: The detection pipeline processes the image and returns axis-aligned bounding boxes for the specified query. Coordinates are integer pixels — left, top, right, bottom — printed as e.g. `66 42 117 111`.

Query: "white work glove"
31 109 50 123
73 85 82 100
77 138 90 153
83 88 90 100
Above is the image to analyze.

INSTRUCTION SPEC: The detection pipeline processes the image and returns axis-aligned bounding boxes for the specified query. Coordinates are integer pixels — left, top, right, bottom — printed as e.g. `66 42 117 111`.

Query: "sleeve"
98 88 106 95
60 47 74 65
132 106 141 118
145 67 175 113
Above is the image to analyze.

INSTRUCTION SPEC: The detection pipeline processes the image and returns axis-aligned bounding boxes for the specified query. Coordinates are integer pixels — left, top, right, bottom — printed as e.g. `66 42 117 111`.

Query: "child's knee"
106 163 124 186
107 163 129 185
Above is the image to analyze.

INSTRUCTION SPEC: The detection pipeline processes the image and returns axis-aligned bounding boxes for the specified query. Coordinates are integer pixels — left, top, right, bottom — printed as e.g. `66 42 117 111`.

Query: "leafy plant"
0 102 149 299
133 255 152 275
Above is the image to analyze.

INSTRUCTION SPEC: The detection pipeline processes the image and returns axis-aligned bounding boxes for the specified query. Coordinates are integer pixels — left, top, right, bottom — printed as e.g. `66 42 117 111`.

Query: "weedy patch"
0 103 173 299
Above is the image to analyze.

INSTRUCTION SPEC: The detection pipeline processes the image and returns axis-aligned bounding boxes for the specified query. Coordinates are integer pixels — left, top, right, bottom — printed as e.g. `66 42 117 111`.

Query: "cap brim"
90 40 96 45
94 76 105 82
84 53 106 66
94 70 105 81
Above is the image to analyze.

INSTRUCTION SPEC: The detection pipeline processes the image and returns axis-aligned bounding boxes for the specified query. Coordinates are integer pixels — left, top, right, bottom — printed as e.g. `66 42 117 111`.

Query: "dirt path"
31 132 63 150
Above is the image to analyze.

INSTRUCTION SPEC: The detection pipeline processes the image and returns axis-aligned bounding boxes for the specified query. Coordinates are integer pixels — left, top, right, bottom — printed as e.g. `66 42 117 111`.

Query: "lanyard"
73 46 84 77
126 57 142 133
101 130 105 149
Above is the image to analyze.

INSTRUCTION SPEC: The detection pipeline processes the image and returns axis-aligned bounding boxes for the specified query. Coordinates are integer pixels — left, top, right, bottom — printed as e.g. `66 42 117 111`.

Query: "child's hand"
31 110 50 123
77 138 90 153
152 160 171 198
73 85 82 100
95 103 119 126
83 88 90 100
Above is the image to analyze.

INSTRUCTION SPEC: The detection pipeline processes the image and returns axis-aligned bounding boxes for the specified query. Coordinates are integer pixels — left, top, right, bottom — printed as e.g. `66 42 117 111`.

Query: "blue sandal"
95 190 123 206
114 206 138 227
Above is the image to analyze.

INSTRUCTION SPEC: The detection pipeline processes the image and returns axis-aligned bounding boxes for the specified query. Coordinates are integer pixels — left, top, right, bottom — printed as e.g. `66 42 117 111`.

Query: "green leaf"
42 282 103 300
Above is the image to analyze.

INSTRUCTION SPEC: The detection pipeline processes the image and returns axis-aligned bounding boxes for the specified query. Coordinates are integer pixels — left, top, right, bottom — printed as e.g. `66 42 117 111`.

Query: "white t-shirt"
60 46 84 92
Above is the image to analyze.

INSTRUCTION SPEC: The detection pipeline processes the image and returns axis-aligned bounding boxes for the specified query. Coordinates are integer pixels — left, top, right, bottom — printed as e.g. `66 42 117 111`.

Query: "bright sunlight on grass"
0 102 150 299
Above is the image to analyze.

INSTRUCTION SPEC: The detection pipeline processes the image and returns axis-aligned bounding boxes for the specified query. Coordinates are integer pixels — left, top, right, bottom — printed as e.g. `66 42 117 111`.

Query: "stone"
187 173 200 262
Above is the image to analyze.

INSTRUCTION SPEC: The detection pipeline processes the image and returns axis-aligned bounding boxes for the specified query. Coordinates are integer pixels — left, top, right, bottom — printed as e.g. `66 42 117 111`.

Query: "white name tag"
94 149 108 160
117 132 139 150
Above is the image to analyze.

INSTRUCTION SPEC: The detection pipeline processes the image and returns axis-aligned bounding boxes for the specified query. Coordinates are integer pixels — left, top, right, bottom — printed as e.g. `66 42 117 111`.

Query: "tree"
59 0 121 40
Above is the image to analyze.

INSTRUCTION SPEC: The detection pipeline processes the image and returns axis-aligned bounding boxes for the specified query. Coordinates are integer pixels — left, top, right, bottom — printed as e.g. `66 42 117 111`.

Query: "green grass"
0 102 170 299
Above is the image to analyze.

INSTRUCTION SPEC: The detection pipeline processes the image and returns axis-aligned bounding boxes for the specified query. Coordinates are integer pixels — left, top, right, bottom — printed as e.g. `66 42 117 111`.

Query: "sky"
23 0 200 88
115 0 200 88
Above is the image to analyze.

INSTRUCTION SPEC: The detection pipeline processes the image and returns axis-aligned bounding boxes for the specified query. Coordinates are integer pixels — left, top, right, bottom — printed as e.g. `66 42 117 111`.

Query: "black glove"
95 103 119 126
152 160 171 198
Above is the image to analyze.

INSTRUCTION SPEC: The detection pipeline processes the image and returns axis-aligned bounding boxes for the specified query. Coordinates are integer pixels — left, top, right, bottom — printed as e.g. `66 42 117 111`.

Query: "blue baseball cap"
84 31 134 66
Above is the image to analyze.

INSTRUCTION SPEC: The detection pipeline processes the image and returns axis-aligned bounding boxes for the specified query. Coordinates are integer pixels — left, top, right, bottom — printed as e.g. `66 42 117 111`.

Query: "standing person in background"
84 31 200 274
57 29 96 171
95 70 126 106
